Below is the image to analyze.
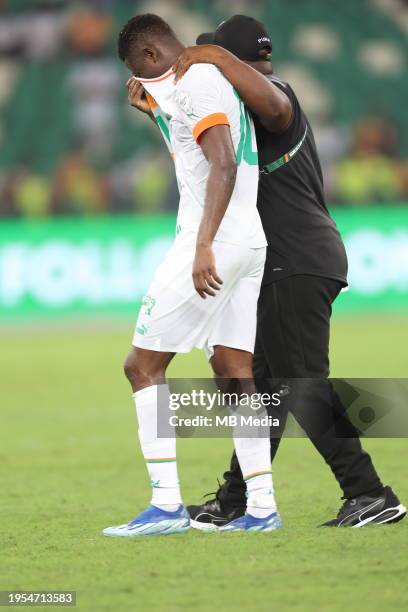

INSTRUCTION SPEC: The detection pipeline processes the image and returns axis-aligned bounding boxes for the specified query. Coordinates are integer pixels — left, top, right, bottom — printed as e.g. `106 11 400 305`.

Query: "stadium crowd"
0 0 407 217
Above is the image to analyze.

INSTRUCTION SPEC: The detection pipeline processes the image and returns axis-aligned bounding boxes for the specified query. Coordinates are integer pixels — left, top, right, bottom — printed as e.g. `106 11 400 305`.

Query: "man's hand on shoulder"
173 45 225 82
173 45 292 133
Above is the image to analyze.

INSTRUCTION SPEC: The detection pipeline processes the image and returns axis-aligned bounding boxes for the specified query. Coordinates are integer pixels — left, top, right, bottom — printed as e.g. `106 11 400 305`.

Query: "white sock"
133 384 182 510
233 424 277 518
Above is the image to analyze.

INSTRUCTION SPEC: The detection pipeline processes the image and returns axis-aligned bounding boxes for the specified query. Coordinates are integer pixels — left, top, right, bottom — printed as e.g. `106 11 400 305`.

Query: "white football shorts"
132 231 266 358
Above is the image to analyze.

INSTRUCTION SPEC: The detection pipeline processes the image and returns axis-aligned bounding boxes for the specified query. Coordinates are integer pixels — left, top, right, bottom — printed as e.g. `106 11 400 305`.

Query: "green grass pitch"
1 316 407 611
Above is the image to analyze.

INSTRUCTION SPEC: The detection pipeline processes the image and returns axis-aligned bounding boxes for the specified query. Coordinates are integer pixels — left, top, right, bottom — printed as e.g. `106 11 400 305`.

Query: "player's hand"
173 45 221 82
192 244 223 299
126 77 152 115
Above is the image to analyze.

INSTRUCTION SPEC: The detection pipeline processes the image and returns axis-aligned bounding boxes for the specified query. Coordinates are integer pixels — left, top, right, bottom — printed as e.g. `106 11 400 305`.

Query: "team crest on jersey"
176 91 197 118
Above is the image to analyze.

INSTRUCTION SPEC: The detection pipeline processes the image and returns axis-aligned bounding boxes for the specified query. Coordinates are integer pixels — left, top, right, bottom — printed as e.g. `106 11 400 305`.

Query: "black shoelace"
337 498 358 519
202 479 223 505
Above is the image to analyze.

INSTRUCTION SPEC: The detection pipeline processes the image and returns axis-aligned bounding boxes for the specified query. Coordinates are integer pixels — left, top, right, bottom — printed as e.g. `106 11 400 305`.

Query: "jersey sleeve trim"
192 113 230 143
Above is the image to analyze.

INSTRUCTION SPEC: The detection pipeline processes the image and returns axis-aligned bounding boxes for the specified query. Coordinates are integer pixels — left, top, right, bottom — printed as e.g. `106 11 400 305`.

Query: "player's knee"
211 347 253 379
123 349 165 389
212 356 252 380
123 350 139 385
123 350 153 388
221 366 252 380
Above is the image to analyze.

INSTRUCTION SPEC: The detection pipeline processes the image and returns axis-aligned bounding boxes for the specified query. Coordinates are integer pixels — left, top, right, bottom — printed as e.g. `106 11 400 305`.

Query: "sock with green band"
134 384 182 509
233 434 277 518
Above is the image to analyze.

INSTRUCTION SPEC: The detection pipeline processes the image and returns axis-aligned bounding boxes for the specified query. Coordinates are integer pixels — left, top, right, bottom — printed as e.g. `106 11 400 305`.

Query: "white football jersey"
141 64 266 249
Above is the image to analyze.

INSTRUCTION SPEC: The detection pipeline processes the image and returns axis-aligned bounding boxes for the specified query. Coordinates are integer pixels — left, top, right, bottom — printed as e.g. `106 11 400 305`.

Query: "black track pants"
217 275 383 511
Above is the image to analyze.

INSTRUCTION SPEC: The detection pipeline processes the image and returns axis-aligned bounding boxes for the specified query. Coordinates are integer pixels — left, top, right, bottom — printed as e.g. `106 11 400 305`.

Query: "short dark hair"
118 14 175 61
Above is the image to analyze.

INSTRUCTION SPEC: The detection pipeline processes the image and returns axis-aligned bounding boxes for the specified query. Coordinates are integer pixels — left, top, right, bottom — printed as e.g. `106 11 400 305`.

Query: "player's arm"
173 45 292 132
193 125 237 299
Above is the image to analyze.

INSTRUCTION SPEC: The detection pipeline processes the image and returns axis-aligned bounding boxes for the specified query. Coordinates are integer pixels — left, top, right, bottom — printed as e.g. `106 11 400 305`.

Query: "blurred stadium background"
1 2 407 609
0 0 407 323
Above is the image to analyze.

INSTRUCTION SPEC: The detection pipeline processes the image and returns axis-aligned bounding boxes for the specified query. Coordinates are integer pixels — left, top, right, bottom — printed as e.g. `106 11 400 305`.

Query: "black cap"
196 15 272 62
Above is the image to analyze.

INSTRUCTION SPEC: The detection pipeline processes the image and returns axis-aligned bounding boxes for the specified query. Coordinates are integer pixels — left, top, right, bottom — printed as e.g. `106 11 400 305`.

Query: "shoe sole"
103 526 190 537
189 519 220 532
220 526 282 533
103 520 190 537
353 504 407 528
191 517 283 533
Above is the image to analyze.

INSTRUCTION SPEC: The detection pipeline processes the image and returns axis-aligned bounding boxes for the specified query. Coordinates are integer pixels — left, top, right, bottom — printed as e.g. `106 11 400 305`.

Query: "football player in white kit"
103 14 282 537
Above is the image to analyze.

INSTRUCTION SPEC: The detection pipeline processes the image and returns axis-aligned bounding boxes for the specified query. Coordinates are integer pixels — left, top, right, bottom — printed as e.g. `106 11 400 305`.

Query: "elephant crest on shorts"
142 295 156 316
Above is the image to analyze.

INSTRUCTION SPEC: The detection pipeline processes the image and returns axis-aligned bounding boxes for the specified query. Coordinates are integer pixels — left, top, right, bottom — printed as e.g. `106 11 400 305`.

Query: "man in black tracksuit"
173 15 406 527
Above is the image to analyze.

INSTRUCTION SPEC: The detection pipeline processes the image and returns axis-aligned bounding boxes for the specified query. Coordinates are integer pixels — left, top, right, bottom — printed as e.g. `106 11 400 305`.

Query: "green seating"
1 0 407 188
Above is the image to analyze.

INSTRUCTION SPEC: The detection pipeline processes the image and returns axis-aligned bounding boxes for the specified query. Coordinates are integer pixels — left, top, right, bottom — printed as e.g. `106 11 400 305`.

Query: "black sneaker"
187 494 245 531
321 486 406 528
